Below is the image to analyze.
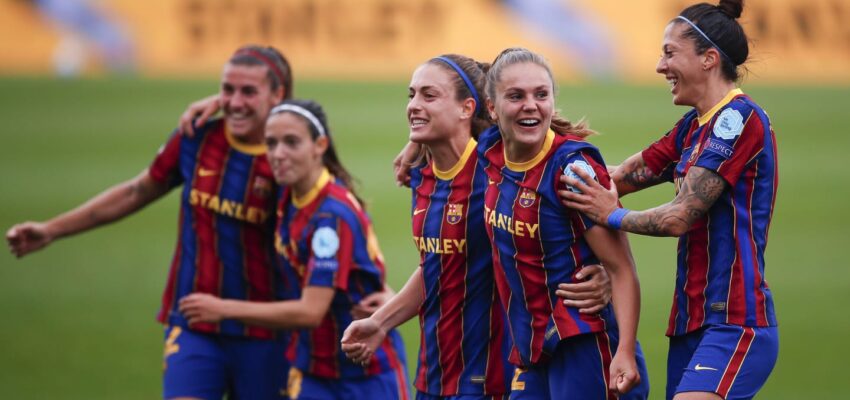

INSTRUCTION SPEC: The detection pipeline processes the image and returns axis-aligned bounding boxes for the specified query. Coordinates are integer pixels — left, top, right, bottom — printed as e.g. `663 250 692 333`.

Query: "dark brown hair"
486 47 594 138
271 99 364 207
676 0 749 81
230 45 294 98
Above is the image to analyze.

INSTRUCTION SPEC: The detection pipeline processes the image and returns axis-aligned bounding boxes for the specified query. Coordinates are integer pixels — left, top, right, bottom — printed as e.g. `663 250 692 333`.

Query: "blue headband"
432 56 481 113
675 16 733 64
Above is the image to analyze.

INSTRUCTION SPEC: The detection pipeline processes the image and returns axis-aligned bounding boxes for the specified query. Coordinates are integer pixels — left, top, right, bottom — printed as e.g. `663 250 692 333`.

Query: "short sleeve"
694 105 765 187
305 216 353 291
148 131 184 188
641 116 690 182
560 149 612 230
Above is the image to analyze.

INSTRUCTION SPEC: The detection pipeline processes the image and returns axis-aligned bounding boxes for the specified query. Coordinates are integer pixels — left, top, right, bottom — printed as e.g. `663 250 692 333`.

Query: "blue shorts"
509 331 649 400
416 392 509 400
288 367 410 400
162 325 290 400
667 324 779 400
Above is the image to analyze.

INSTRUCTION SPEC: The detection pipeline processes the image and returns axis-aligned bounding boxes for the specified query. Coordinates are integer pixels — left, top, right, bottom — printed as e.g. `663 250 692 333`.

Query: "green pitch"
0 77 847 399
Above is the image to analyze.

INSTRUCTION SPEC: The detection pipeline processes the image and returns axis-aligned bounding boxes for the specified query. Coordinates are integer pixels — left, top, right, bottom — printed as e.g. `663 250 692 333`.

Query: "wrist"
606 208 630 230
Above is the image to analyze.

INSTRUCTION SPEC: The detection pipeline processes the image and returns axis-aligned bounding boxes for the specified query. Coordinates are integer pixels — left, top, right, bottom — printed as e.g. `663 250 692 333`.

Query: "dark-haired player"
7 45 296 400
561 1 779 399
179 99 410 400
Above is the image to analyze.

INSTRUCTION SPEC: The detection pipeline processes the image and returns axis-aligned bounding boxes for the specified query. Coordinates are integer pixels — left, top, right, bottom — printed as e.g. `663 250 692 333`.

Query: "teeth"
410 118 427 127
518 119 539 126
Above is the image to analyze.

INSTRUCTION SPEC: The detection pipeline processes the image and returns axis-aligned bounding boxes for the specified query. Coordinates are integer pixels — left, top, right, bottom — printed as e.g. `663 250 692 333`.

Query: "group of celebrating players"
6 1 779 399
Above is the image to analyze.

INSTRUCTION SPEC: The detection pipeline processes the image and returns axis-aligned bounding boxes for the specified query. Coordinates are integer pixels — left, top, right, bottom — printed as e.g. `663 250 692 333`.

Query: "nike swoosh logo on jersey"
694 364 718 371
198 168 217 177
413 208 427 216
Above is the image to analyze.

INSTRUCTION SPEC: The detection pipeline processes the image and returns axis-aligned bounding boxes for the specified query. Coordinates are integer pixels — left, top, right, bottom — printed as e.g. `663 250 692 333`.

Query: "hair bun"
717 0 743 18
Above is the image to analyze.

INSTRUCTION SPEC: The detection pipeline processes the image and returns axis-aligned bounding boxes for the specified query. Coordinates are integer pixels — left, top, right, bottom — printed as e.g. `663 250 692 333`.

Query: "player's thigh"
673 392 723 400
674 325 778 400
162 325 227 400
227 336 291 400
546 332 619 400
417 393 510 400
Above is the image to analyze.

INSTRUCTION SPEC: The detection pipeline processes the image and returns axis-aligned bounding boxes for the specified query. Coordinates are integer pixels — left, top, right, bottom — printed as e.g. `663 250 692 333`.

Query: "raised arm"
583 226 641 395
6 170 171 258
177 94 221 137
560 165 726 237
179 286 336 330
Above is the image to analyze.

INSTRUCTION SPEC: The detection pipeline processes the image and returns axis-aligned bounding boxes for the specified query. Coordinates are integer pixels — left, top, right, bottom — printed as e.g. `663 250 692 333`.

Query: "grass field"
1 77 848 399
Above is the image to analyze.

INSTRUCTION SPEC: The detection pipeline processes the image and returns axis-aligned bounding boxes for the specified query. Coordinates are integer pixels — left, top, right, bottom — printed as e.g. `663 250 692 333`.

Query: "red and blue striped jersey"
409 139 512 396
276 169 407 380
478 126 616 367
149 119 289 339
641 89 778 336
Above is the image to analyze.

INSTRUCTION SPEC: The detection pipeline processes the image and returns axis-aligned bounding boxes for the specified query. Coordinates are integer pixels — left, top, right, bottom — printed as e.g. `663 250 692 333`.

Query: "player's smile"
220 64 280 144
489 61 554 161
407 64 466 145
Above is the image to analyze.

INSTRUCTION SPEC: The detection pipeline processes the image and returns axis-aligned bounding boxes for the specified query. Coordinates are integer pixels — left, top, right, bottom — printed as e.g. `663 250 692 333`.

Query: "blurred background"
1 0 848 398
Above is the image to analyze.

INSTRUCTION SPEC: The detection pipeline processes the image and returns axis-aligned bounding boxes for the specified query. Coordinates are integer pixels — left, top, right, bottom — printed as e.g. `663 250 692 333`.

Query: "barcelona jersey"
478 126 616 367
409 139 513 396
641 89 778 336
275 169 407 380
149 119 290 339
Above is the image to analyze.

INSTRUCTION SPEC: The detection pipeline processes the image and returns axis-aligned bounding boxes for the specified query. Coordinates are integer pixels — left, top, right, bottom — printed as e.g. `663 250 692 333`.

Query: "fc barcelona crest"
519 188 537 208
253 176 273 198
446 203 463 225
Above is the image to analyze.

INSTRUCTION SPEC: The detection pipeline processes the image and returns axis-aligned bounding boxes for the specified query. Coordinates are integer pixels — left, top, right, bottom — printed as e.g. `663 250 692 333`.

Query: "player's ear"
314 136 329 157
486 99 497 121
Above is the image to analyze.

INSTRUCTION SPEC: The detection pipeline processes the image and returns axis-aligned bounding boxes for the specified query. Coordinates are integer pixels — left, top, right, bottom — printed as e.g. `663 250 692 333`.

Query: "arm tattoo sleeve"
620 167 726 237
619 156 666 190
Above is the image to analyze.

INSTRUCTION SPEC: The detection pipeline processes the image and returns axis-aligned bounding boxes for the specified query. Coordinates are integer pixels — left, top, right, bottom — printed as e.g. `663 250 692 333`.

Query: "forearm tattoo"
621 167 726 237
619 157 665 190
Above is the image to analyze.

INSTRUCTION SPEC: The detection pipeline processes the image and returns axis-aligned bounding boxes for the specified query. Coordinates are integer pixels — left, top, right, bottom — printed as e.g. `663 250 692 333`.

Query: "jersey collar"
504 130 555 172
224 126 267 155
697 88 744 126
292 168 331 209
433 138 477 180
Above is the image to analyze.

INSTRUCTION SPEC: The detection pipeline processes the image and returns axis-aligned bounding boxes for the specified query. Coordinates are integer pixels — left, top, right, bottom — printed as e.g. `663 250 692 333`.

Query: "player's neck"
428 133 471 172
695 79 737 118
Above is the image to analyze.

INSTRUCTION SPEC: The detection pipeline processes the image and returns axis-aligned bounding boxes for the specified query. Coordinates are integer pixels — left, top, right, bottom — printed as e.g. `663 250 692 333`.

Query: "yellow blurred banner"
1 0 848 83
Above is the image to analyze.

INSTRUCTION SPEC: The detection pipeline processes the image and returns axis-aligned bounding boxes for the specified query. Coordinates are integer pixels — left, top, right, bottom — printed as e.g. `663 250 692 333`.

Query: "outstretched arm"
179 286 336 330
560 165 726 237
6 171 171 258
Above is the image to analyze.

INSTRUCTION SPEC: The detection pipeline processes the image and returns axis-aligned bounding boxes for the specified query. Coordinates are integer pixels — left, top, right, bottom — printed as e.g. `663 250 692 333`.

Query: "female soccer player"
7 45 295 400
479 47 646 399
346 51 647 400
178 99 409 400
560 1 779 399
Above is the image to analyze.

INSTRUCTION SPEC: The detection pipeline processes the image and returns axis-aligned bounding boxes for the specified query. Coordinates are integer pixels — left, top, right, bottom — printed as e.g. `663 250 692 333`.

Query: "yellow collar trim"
293 168 331 208
505 130 555 172
225 126 267 155
433 139 477 180
698 88 744 126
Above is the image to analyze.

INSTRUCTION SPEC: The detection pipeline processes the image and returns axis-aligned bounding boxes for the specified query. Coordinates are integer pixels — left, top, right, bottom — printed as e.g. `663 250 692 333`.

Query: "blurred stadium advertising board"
1 0 848 83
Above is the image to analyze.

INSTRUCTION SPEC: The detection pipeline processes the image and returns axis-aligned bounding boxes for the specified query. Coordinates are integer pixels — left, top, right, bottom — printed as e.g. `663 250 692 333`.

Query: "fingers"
195 104 216 129
616 371 639 394
177 110 196 137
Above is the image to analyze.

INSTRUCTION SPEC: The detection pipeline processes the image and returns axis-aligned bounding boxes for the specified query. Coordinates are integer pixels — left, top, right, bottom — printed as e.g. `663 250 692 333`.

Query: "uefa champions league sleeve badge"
563 160 597 193
713 108 744 140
